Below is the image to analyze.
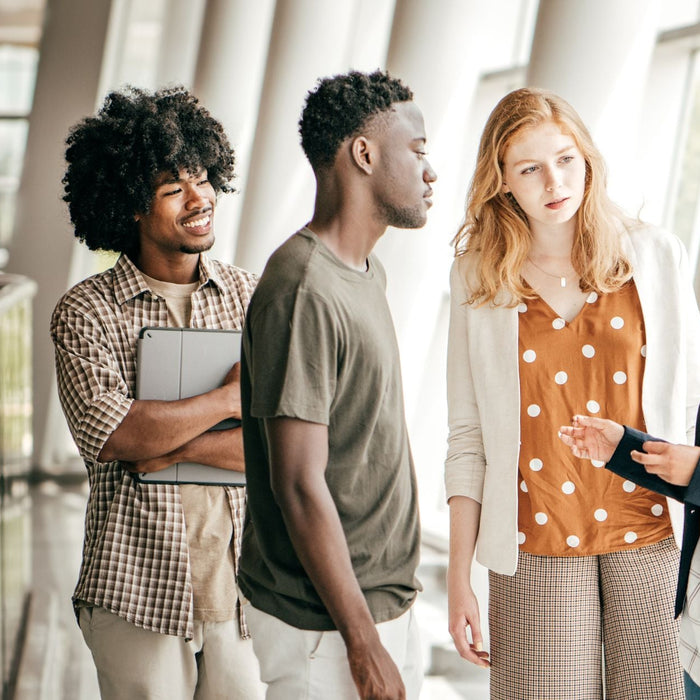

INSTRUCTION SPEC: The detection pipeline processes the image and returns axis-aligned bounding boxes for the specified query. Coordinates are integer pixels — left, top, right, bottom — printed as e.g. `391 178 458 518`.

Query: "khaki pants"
244 603 422 700
79 606 265 700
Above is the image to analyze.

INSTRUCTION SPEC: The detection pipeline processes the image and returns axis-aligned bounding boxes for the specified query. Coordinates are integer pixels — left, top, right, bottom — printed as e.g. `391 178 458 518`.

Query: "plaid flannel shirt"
50 253 256 640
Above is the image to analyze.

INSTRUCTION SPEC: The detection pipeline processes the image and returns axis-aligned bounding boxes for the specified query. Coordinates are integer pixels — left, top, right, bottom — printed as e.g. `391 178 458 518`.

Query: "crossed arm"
99 363 245 473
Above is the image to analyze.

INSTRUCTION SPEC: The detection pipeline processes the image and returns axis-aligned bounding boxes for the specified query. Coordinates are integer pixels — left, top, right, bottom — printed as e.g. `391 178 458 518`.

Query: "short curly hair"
299 70 413 171
63 85 235 256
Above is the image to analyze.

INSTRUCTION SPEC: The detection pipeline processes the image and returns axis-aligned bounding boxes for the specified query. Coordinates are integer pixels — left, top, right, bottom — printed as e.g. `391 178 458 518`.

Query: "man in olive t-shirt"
239 70 436 699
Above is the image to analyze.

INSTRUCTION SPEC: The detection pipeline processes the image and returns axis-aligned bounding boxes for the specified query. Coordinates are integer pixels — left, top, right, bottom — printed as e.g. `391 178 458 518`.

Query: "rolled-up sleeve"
51 297 133 465
445 258 486 503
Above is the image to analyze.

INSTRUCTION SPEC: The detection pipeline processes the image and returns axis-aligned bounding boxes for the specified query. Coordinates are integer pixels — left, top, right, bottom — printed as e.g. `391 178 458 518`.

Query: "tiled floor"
16 479 489 699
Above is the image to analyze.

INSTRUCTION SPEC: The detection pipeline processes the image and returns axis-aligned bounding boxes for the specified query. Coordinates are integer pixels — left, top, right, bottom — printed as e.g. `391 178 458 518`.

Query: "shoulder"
256 231 322 295
52 268 116 323
622 221 686 266
207 257 258 298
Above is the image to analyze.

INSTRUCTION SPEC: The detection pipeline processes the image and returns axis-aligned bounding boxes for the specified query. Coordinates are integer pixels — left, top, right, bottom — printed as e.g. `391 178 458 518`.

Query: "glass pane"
674 52 700 261
0 119 28 248
0 45 38 115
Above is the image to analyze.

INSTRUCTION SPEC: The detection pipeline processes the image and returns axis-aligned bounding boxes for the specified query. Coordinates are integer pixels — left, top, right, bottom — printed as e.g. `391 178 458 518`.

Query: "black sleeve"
605 426 687 502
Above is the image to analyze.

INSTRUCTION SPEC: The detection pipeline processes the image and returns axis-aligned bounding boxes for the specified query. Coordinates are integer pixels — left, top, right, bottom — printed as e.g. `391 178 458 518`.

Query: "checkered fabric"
488 537 683 699
51 254 256 640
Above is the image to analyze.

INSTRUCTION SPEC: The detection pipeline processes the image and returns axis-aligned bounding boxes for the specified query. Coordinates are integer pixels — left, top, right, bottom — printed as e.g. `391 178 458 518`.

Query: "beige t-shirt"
142 272 237 621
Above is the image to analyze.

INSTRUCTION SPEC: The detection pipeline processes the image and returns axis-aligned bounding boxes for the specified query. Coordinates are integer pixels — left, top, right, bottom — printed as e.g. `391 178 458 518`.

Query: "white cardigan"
445 224 700 575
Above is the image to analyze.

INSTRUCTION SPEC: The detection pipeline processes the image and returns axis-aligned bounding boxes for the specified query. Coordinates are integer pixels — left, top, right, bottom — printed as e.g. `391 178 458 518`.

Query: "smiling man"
51 86 263 699
239 70 437 700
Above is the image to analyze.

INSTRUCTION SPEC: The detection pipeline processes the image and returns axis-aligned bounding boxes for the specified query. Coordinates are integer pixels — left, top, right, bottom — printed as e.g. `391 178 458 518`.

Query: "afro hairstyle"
62 85 235 257
298 69 413 171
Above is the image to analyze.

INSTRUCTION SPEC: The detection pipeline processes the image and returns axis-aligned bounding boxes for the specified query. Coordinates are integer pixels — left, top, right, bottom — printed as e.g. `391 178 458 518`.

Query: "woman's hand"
447 568 490 668
631 441 700 487
558 415 624 463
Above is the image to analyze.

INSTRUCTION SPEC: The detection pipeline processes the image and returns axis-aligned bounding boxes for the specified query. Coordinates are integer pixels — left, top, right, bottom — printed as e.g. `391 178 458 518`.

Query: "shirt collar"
112 253 224 305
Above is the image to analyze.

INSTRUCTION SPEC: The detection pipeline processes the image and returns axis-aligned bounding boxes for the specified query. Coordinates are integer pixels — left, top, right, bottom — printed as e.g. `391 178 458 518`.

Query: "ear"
350 135 373 175
134 213 141 222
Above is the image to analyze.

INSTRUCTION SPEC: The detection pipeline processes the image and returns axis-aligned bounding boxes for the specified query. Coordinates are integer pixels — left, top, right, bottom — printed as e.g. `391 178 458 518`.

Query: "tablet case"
134 327 246 485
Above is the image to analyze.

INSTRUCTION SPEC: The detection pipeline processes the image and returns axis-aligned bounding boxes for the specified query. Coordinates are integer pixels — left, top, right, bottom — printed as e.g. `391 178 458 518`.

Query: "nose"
184 183 210 210
424 160 437 183
544 166 561 192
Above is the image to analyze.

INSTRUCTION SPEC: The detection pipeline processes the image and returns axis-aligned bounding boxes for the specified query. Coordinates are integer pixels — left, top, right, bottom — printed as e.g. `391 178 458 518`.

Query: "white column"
527 0 662 208
155 0 207 89
376 0 495 541
232 0 362 274
7 0 114 470
191 0 276 265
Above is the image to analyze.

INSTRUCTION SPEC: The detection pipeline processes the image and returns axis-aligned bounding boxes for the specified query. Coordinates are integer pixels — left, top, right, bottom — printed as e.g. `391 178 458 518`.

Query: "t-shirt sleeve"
247 289 337 425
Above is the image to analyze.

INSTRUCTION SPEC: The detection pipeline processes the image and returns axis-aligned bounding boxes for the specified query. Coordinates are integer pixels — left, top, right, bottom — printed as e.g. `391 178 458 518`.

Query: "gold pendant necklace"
527 257 575 288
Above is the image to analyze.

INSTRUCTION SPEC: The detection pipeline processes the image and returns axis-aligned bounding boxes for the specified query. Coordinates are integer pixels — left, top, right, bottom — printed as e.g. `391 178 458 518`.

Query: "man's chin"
180 236 215 255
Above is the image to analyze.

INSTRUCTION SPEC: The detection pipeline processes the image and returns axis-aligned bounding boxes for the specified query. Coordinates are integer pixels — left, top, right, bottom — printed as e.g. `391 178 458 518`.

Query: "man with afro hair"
50 86 264 699
238 69 437 699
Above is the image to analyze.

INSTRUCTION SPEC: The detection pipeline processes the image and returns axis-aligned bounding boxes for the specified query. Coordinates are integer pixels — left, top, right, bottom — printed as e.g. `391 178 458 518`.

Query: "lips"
545 197 569 210
182 213 212 233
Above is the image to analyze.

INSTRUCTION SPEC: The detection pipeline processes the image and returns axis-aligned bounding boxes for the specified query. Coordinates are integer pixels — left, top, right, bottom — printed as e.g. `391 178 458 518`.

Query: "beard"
178 235 215 255
377 199 427 229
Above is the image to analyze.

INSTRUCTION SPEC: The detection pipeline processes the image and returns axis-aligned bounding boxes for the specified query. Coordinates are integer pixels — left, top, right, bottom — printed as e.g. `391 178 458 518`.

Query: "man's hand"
447 570 490 668
558 415 624 463
347 636 406 700
124 454 174 474
222 362 242 420
631 441 700 487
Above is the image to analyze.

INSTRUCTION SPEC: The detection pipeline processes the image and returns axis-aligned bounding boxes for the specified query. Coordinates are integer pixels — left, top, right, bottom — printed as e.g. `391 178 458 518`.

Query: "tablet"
134 326 246 485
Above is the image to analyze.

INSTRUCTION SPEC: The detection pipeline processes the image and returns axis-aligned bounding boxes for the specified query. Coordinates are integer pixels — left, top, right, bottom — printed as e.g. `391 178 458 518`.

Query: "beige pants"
79 606 265 700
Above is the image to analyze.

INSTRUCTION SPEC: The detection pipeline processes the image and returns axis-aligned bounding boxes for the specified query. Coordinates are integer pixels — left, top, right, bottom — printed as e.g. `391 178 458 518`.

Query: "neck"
309 183 385 270
136 251 201 284
528 219 576 259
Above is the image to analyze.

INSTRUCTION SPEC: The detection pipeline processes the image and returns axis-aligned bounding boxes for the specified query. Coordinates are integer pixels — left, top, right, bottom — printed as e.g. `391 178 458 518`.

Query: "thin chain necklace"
526 256 576 288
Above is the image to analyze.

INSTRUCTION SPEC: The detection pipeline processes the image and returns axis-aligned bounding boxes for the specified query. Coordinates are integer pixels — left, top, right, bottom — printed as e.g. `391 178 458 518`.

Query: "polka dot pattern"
516 281 672 556
561 481 575 495
523 349 536 363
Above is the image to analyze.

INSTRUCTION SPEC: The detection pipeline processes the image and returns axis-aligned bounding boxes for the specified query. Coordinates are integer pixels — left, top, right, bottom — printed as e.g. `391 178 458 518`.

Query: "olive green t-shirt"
238 228 421 630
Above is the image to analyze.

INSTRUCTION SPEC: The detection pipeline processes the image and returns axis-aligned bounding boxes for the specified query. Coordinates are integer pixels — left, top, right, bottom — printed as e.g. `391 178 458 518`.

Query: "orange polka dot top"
517 280 673 556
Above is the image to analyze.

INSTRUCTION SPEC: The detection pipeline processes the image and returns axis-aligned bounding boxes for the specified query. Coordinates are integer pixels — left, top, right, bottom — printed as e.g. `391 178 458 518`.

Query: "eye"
198 178 210 186
560 155 575 164
163 187 182 196
520 165 537 175
416 150 427 159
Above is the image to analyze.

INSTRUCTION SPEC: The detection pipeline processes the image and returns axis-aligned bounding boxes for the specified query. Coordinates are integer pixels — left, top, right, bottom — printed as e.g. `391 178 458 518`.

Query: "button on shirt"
517 281 673 556
50 254 256 640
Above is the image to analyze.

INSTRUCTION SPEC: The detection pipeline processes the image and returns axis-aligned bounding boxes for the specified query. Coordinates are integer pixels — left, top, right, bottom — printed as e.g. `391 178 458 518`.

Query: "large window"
0 44 38 259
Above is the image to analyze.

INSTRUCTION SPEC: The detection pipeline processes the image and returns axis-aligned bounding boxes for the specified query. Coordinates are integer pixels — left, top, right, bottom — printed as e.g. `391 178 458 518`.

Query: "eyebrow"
511 145 577 166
